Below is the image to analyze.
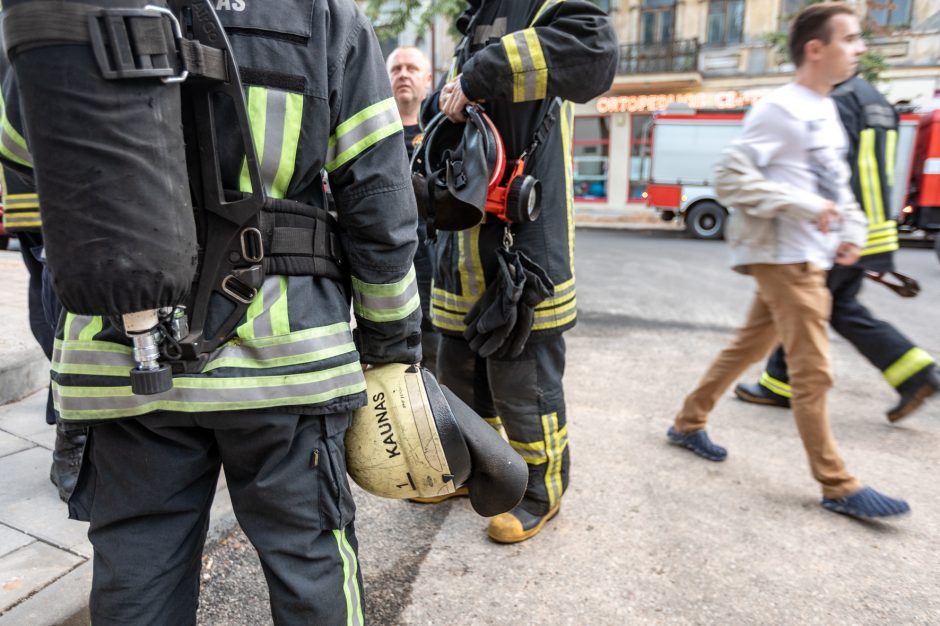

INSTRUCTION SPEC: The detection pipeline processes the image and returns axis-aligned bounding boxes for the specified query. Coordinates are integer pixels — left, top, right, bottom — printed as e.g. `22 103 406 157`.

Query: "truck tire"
934 233 940 265
0 236 8 251
685 201 727 240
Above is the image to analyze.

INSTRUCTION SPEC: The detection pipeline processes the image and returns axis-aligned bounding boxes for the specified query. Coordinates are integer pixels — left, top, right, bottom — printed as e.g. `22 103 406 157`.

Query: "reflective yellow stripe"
236 284 265 340
0 104 32 167
352 266 420 322
271 92 303 199
52 362 366 420
541 414 566 507
861 242 900 256
326 98 402 172
239 85 268 194
884 348 935 388
502 33 526 103
759 371 792 398
858 128 885 225
78 317 103 342
4 193 39 208
333 528 364 626
531 0 564 25
862 219 899 255
270 277 290 336
885 129 897 184
502 29 548 102
562 101 576 281
458 226 485 299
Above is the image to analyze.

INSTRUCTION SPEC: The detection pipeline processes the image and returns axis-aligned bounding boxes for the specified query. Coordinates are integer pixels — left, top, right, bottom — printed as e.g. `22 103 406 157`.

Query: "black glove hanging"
462 248 526 358
496 250 554 359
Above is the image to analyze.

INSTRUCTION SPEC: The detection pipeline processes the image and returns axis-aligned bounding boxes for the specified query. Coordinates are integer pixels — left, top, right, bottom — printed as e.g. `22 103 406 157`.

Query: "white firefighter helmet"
345 363 528 517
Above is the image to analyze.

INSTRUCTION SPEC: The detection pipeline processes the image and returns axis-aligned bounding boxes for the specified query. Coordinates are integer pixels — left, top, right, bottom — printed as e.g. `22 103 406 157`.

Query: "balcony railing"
618 38 700 75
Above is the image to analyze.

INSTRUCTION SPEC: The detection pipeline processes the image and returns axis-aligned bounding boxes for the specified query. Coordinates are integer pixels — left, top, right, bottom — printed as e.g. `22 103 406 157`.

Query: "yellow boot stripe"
759 371 792 399
884 348 935 388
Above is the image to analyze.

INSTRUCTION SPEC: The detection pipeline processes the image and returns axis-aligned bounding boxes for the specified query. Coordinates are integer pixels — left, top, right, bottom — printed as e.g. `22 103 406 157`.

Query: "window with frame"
587 0 610 11
707 0 744 45
640 0 676 45
866 0 912 28
629 113 652 201
573 116 610 202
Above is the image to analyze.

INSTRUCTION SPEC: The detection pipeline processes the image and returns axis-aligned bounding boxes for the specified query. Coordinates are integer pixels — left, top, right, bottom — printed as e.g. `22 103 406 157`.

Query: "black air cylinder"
4 0 196 315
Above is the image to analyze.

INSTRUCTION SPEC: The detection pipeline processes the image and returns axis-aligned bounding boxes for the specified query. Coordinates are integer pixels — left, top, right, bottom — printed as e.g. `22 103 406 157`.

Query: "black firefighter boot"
50 422 87 502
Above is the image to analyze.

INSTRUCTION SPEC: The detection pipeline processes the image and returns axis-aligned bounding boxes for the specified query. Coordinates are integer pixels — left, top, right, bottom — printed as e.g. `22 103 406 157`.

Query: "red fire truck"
643 103 939 260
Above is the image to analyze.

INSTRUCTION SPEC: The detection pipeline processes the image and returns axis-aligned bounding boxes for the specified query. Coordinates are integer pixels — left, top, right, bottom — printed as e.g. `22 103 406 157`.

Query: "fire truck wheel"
934 233 939 265
0 236 8 251
686 201 726 240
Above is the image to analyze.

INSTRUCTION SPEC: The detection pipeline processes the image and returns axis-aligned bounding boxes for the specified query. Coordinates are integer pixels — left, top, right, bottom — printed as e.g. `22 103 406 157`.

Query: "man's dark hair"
788 2 856 67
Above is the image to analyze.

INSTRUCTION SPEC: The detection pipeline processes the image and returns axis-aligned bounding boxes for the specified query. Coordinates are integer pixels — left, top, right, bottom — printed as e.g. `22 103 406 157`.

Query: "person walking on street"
668 2 909 521
387 46 441 376
423 0 617 542
734 74 940 422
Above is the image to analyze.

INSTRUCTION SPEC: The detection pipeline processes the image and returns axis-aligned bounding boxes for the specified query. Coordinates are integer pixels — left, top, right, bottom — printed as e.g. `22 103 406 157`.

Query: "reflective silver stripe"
4 195 39 209
354 280 419 315
261 89 288 190
252 278 282 339
863 103 896 128
67 315 95 341
52 324 355 373
53 365 365 417
461 230 482 297
326 100 400 168
334 528 364 626
511 31 539 102
0 119 31 166
473 16 507 44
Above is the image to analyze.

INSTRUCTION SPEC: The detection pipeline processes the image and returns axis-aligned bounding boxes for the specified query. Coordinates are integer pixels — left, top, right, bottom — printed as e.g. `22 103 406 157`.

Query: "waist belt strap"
259 197 345 281
3 1 227 81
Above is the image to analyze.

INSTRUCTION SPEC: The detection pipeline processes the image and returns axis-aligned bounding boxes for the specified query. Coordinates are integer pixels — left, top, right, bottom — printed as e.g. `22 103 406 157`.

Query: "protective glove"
495 251 554 359
463 248 526 358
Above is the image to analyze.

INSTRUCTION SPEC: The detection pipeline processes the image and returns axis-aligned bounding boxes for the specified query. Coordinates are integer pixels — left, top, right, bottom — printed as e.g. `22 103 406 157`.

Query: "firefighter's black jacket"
832 75 900 272
422 0 617 337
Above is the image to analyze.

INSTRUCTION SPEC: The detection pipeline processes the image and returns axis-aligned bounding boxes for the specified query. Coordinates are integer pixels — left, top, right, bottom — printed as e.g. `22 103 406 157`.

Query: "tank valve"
124 310 173 395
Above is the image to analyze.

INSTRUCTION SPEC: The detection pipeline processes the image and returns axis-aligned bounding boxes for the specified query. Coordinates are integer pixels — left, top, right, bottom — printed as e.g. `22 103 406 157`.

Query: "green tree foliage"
362 0 466 40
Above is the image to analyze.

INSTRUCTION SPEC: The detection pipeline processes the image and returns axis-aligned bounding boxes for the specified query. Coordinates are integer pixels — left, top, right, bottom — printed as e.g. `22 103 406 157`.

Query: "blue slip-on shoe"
821 486 910 520
667 426 727 462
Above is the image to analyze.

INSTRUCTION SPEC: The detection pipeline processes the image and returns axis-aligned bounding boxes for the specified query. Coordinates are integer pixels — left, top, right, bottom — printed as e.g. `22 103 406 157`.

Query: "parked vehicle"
642 103 937 251
898 108 940 258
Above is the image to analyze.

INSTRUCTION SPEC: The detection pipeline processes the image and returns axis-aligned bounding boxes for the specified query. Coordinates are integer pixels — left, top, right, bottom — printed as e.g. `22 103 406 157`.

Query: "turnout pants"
674 263 861 499
759 264 936 398
69 410 363 626
437 333 568 517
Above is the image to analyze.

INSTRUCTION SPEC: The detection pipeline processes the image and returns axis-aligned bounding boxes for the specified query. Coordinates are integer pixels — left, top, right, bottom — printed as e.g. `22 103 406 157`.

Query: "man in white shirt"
668 2 909 520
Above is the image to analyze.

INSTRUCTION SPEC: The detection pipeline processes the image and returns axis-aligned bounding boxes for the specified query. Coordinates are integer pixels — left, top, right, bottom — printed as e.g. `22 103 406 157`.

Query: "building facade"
575 0 940 211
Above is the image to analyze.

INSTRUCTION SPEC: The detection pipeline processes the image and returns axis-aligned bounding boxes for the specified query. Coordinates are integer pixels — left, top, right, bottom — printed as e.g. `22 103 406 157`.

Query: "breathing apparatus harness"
3 0 345 394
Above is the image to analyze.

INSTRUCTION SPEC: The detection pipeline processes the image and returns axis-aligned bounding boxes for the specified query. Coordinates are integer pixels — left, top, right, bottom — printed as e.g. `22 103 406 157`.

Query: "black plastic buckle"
88 5 188 83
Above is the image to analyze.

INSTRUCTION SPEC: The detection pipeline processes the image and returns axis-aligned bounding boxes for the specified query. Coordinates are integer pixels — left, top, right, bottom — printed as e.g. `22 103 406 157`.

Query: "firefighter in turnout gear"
424 0 617 543
734 75 940 422
1 0 423 622
0 166 86 502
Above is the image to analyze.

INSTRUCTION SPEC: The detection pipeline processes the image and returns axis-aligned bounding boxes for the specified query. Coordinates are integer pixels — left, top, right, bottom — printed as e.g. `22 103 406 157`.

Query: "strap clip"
87 5 188 83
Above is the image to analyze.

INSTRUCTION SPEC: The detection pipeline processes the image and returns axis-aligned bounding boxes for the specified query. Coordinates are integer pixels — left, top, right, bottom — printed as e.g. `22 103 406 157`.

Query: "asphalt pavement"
197 228 940 625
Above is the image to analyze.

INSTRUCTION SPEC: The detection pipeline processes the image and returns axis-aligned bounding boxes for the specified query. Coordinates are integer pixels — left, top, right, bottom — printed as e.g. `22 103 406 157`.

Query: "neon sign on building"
595 90 768 114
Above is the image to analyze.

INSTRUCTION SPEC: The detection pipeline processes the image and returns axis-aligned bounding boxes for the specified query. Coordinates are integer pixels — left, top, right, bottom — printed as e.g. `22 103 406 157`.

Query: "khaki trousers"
674 263 861 499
